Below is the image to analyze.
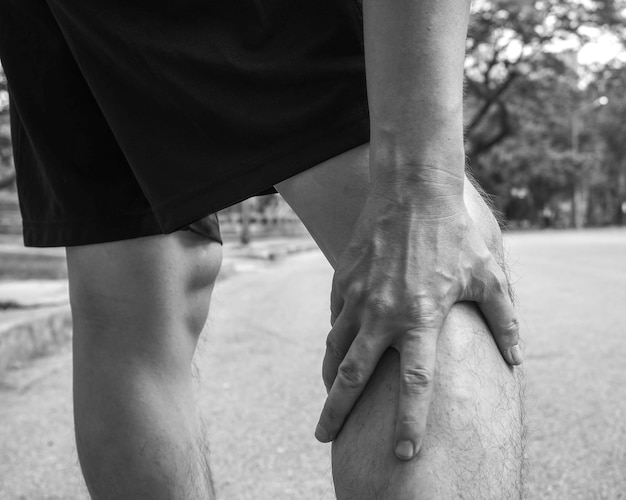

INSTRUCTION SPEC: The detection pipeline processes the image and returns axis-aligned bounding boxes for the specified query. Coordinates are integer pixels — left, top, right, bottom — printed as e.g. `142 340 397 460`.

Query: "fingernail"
510 345 523 365
315 424 331 443
395 440 414 460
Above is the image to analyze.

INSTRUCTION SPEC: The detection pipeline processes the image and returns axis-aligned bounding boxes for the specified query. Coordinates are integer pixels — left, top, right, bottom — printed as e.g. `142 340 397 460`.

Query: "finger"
322 311 358 392
394 327 439 461
475 264 523 365
315 329 386 443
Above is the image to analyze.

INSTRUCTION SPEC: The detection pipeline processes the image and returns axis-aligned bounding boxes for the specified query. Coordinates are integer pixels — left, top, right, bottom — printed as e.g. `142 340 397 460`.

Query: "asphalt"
0 235 318 373
1 228 626 499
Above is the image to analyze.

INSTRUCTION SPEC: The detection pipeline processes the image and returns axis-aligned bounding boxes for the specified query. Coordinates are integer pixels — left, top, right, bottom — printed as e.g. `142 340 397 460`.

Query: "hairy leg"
66 232 221 500
276 144 526 499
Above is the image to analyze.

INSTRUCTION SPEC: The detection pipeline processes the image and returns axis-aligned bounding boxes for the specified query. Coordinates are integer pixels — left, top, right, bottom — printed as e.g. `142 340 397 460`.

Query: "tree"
464 0 626 223
465 0 626 163
588 65 626 224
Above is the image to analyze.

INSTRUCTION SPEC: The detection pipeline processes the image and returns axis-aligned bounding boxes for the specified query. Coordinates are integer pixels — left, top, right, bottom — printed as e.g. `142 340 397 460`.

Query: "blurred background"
1 1 626 499
464 0 626 230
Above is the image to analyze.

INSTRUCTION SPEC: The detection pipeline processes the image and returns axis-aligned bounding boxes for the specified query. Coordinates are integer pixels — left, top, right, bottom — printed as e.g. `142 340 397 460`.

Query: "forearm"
364 0 471 187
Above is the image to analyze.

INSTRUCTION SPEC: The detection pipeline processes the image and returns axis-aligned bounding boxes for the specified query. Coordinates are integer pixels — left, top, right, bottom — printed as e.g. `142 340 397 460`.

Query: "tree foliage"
465 0 626 225
466 0 625 158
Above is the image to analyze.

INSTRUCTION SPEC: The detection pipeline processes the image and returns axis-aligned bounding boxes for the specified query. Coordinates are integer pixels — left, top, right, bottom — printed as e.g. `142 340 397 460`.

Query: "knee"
67 232 222 357
176 236 223 335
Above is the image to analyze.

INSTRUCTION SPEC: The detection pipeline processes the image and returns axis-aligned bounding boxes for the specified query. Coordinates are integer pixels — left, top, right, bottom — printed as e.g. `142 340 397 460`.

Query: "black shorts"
0 0 369 247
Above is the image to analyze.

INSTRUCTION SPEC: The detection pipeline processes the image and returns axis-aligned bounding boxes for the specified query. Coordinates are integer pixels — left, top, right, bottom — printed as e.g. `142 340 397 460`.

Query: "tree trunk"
240 199 252 245
572 182 589 229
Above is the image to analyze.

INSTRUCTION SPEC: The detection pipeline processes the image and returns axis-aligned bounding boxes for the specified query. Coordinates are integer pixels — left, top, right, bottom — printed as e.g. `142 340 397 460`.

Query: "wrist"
370 159 466 197
369 102 465 173
370 144 465 190
368 168 466 219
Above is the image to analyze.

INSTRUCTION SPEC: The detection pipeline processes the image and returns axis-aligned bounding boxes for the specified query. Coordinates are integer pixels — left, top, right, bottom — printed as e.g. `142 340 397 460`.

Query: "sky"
578 33 626 65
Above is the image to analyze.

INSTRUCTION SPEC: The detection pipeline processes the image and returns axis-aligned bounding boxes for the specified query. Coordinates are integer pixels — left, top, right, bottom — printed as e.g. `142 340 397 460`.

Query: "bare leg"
276 144 526 499
66 232 221 499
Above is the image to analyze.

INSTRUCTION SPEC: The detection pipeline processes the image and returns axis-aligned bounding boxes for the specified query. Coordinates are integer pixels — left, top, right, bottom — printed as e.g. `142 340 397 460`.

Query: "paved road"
1 229 625 499
505 229 626 500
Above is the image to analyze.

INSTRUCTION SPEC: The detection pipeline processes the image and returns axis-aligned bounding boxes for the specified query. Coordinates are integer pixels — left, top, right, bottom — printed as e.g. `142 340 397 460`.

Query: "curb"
0 305 72 373
228 241 319 261
0 238 318 374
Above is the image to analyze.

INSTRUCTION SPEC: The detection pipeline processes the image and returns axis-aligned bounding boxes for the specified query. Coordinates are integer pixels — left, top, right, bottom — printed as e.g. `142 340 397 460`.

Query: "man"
0 0 524 498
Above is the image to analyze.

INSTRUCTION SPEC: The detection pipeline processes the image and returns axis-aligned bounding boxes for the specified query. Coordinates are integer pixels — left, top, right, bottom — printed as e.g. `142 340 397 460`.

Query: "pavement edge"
0 237 319 374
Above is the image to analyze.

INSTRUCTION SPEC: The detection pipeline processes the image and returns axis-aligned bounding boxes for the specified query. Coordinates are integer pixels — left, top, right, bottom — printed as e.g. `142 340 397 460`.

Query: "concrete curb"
0 305 72 373
0 238 318 374
229 241 319 261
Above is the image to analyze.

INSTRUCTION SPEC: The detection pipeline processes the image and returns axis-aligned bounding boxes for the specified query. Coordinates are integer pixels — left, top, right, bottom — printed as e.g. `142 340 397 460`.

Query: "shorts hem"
20 115 369 247
22 214 164 248
153 115 371 233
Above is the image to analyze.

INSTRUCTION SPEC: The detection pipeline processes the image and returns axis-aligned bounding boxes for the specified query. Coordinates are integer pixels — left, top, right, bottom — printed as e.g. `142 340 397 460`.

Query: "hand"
314 185 522 460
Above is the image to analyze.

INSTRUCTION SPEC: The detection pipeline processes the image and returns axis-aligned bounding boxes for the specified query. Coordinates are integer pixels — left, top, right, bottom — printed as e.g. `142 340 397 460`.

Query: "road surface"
1 228 625 499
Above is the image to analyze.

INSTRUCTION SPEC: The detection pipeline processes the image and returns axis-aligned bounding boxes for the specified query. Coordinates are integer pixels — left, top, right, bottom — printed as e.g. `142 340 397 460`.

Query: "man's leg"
66 231 221 499
276 144 526 499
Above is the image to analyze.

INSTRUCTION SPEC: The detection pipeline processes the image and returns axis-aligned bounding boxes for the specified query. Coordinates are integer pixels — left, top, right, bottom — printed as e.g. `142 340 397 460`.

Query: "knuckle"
501 317 520 339
414 315 439 332
330 283 343 306
331 277 351 304
396 412 422 427
330 312 337 326
332 270 348 289
325 335 344 360
336 361 366 390
488 265 509 294
494 275 509 295
478 250 493 268
409 298 442 328
322 373 334 392
344 281 365 302
470 249 493 278
466 279 487 301
365 292 396 318
402 367 434 395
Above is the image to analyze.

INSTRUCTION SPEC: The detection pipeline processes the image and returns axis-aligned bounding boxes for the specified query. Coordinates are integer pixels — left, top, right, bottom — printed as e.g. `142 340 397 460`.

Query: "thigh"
275 144 370 266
